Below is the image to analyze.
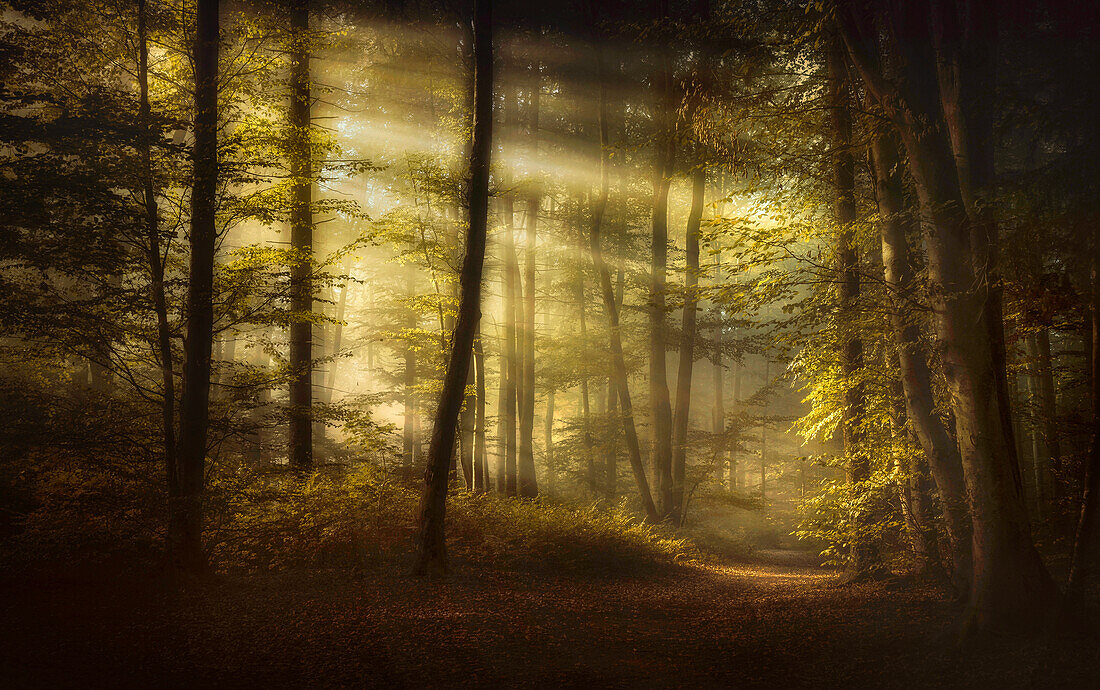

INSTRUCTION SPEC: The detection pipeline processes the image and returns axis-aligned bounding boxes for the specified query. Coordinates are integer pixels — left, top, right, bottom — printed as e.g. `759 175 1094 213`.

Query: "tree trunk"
495 343 507 492
1035 328 1062 485
460 346 476 489
473 328 488 492
649 55 675 521
761 358 770 500
327 274 348 394
171 0 219 575
138 0 177 511
503 198 520 496
577 269 596 492
518 64 539 498
829 38 875 574
606 375 618 500
544 389 555 489
714 253 727 491
288 0 313 471
836 0 1053 630
403 268 419 475
413 0 492 576
871 124 973 592
671 166 704 525
589 46 659 522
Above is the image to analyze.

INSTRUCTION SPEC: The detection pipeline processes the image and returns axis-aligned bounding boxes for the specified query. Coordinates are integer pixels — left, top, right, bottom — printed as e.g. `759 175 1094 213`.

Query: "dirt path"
2 552 1097 688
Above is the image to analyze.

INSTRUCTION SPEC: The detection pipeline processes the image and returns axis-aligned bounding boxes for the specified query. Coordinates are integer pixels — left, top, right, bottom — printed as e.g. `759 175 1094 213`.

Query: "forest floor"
2 548 1099 689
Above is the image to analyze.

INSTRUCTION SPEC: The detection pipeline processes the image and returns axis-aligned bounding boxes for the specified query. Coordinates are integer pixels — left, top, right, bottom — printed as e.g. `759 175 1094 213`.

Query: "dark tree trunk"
829 37 875 575
171 0 219 575
671 166 705 525
288 0 313 471
589 46 659 522
412 0 492 576
138 0 177 509
871 124 973 593
1035 328 1062 483
837 0 1053 631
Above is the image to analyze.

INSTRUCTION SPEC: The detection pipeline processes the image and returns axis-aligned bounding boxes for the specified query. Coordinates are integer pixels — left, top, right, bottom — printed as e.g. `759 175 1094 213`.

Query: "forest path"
2 550 1096 688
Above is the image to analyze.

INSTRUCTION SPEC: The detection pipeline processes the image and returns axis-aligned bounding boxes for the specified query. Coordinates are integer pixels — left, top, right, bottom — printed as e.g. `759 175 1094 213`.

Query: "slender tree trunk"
495 344 507 492
589 46 658 522
473 328 488 492
503 204 520 496
544 389 555 488
327 275 348 393
138 0 177 509
871 125 973 592
671 166 704 524
576 266 596 492
760 358 768 500
649 56 675 521
413 0 491 575
288 0 313 470
713 250 729 491
830 39 875 574
606 375 618 500
1025 333 1051 516
460 348 476 489
171 0 219 574
518 65 540 498
403 269 419 475
1035 328 1062 485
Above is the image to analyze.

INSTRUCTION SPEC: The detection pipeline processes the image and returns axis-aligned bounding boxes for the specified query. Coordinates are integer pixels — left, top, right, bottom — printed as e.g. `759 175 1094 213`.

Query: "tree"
837 0 1054 631
828 35 876 577
171 0 219 574
588 45 660 524
671 165 704 524
413 0 493 577
869 122 972 591
287 0 314 471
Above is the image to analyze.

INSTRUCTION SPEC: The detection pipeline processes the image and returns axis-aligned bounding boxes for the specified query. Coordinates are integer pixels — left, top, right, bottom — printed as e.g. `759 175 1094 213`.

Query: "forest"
1 0 1098 686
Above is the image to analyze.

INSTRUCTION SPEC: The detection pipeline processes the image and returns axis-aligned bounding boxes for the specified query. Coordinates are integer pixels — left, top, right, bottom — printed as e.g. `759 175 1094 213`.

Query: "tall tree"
518 62 540 498
671 165 705 524
870 123 973 592
649 34 676 520
503 199 520 495
838 0 1054 631
413 0 493 576
288 0 313 470
172 0 219 574
137 0 176 519
829 36 875 575
589 45 659 523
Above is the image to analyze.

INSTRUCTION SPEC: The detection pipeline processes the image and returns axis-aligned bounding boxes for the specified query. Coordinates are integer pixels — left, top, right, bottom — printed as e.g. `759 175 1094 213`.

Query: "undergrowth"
4 458 700 577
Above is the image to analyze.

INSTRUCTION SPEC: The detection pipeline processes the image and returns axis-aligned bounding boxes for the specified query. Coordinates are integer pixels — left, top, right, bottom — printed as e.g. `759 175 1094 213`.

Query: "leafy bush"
207 462 695 574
